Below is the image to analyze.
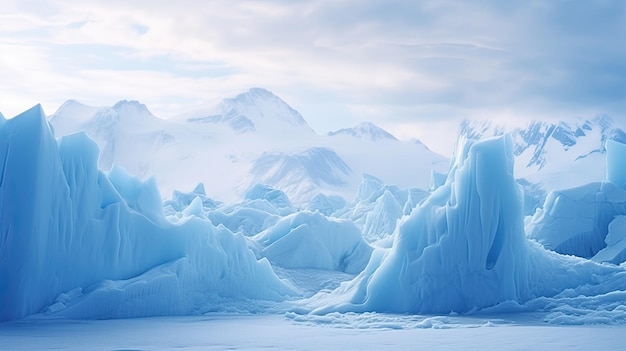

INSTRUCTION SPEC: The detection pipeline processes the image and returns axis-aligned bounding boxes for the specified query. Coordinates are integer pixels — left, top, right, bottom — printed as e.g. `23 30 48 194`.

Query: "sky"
1 0 625 155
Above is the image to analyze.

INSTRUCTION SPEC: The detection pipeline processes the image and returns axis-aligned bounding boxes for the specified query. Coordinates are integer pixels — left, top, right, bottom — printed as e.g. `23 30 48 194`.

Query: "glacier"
0 105 292 321
4 102 626 329
527 139 626 263
302 134 626 315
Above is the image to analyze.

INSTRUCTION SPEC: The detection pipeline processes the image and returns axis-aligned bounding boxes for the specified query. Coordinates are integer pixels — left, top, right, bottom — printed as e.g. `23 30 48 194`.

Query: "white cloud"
1 0 625 149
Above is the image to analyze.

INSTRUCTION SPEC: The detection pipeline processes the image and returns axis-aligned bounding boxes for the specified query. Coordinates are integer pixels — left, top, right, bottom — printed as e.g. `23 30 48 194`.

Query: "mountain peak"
247 87 276 98
112 100 152 116
58 99 87 110
183 87 314 136
328 122 398 142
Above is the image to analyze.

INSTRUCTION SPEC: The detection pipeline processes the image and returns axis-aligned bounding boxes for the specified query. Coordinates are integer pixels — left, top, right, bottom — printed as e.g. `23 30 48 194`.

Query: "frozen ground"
2 314 626 350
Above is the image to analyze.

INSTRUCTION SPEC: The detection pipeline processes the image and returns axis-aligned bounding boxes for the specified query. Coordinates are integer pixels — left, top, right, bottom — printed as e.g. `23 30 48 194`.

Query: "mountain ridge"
47 88 448 204
328 122 399 142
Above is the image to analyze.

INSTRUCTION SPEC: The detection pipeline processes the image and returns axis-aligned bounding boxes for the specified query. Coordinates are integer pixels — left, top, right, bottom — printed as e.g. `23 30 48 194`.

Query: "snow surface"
2 315 626 351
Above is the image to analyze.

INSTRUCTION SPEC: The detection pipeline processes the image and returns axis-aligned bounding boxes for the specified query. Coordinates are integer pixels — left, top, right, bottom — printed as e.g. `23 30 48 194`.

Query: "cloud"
1 0 625 154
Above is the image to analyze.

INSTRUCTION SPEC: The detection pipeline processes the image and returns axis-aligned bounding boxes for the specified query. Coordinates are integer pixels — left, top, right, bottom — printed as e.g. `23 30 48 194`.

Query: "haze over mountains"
44 87 625 212
48 88 448 205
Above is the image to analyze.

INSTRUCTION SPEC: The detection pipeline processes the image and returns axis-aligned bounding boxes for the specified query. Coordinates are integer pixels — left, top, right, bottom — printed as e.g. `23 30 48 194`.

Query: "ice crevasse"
304 134 626 314
0 105 293 321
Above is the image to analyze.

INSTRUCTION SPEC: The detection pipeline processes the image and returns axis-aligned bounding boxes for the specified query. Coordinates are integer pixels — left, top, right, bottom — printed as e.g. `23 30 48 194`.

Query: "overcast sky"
1 0 625 155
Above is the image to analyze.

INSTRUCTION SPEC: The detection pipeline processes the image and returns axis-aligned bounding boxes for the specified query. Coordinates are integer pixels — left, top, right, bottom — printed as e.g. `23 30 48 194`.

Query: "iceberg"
307 193 347 217
304 135 625 314
0 105 292 321
252 211 372 274
607 139 626 189
526 182 626 258
527 140 626 261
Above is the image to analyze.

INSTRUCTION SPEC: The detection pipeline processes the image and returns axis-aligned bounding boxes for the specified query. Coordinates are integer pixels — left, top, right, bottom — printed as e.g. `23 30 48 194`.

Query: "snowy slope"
458 116 626 193
175 87 315 136
49 88 448 205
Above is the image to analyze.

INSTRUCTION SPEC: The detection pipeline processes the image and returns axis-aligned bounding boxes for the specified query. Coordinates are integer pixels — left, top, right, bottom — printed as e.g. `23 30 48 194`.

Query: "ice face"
527 140 626 260
252 211 372 274
304 134 625 315
0 105 292 321
306 193 347 217
607 139 626 189
527 182 626 258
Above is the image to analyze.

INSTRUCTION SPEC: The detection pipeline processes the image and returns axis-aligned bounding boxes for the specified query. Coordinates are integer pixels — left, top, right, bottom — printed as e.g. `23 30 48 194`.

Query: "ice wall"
0 106 292 321
305 135 624 314
528 140 626 261
607 139 626 189
527 182 626 258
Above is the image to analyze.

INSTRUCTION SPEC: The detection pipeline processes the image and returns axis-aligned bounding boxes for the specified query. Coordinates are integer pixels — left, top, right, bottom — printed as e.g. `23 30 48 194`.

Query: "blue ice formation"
163 183 221 215
307 193 347 217
607 139 626 189
0 106 292 321
526 182 626 259
345 174 428 243
244 184 293 213
252 211 372 274
527 139 626 262
306 135 625 314
361 190 403 243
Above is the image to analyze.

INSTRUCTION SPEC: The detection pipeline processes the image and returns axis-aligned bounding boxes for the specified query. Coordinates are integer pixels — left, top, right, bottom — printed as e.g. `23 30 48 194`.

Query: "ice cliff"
304 135 626 314
0 105 292 321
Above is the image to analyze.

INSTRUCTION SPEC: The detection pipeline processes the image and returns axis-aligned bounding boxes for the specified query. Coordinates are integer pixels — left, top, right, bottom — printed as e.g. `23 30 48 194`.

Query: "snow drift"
0 105 292 321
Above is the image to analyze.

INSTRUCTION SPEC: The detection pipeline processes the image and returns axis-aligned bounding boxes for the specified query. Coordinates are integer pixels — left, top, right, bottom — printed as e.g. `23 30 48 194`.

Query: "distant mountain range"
328 122 398 142
458 116 626 204
46 87 624 208
49 88 447 204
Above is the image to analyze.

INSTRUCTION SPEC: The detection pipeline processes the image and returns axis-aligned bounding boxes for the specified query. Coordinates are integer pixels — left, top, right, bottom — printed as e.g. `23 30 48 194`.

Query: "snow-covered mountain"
50 99 176 174
49 88 448 204
243 147 352 204
176 87 315 137
458 116 626 194
328 122 398 142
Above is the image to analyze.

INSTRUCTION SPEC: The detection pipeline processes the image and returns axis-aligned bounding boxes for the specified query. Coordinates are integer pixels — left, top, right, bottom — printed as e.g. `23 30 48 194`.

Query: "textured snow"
4 315 626 351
